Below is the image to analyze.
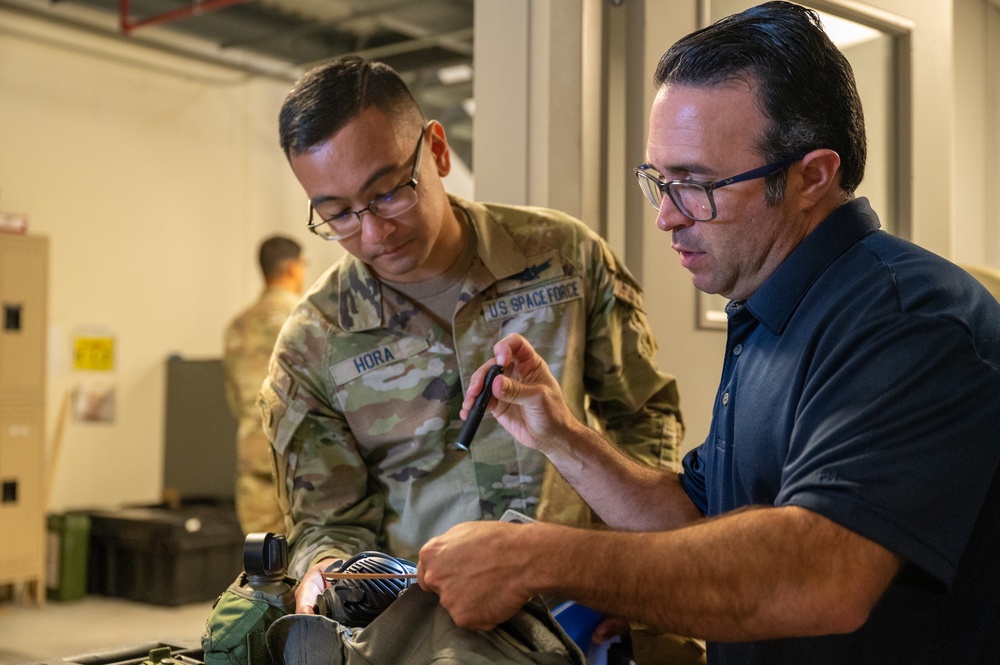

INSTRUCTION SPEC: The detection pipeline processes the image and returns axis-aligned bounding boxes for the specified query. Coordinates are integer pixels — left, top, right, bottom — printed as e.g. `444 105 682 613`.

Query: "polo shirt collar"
745 197 881 334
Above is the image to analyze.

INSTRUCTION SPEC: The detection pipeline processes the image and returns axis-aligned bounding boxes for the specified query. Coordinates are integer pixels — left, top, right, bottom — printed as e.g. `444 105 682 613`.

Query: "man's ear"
426 120 452 178
793 148 841 208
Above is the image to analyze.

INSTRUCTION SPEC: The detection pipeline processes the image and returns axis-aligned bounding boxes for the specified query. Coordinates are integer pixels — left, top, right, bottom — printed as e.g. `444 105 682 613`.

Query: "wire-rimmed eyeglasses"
306 127 427 241
634 156 801 222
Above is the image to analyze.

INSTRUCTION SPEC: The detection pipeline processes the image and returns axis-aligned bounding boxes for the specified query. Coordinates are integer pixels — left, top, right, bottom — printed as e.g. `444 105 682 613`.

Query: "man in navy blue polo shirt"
416 2 1000 663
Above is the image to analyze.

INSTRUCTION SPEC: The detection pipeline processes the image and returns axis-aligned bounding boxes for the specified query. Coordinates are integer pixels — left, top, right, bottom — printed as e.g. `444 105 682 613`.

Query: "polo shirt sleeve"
680 445 709 516
775 310 1000 589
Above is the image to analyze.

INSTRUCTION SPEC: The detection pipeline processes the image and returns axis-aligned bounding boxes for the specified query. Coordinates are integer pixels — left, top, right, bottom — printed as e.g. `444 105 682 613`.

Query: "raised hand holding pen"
458 334 583 458
455 363 504 450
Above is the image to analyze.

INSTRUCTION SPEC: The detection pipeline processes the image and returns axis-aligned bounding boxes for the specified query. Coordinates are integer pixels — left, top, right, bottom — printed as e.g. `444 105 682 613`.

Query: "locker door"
0 235 49 402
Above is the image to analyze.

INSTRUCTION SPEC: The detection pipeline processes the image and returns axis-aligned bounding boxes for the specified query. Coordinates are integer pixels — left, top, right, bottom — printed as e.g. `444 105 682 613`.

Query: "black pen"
455 364 505 450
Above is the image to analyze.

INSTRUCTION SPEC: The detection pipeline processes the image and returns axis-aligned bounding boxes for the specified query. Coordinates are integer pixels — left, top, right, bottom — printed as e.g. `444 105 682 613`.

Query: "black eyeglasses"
635 156 800 222
306 127 427 241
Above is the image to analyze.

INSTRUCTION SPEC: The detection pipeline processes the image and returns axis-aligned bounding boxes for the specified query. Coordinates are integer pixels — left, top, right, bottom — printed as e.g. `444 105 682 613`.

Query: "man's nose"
656 196 694 233
359 210 395 243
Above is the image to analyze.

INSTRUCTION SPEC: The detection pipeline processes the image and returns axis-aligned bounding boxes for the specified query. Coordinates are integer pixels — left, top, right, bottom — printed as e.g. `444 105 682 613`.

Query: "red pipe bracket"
119 0 254 35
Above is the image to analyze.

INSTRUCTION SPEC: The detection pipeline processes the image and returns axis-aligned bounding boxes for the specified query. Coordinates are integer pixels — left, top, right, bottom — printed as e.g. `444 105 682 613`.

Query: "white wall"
954 0 1000 267
867 0 954 256
631 2 720 455
473 0 586 217
0 7 344 511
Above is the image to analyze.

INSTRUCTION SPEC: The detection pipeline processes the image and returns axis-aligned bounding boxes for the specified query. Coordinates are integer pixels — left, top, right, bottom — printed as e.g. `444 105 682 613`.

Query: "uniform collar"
336 193 530 332
453 193 529 284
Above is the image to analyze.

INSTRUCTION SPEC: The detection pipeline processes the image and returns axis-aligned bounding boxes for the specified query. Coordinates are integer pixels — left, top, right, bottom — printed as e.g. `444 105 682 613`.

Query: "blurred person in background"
223 235 304 535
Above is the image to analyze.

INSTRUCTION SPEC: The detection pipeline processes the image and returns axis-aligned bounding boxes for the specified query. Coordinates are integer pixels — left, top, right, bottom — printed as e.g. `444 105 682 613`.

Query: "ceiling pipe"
300 27 475 71
119 0 253 34
1 0 301 82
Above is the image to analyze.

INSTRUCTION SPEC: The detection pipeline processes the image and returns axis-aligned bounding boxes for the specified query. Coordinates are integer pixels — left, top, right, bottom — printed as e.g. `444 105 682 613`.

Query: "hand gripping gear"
314 551 417 627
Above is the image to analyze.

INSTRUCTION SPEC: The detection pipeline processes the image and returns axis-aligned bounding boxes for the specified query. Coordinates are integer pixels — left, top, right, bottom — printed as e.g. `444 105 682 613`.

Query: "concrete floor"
0 595 213 665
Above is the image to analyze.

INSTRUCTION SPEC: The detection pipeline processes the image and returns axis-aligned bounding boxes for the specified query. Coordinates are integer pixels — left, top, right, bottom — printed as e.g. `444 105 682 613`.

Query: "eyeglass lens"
669 183 714 221
636 171 714 222
312 186 418 240
308 129 426 240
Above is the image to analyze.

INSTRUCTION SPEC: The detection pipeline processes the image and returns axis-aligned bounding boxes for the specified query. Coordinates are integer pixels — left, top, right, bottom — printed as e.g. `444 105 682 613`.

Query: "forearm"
286 520 379 578
538 416 701 531
275 430 382 577
525 506 901 642
282 457 382 576
285 483 382 612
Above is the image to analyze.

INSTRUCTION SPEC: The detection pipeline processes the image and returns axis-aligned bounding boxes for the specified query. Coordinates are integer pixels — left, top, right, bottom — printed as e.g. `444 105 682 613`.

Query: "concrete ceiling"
1 0 475 164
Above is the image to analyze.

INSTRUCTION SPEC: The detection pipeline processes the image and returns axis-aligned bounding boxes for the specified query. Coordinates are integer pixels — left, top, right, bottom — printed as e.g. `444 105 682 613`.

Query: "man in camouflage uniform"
223 235 304 535
261 56 683 613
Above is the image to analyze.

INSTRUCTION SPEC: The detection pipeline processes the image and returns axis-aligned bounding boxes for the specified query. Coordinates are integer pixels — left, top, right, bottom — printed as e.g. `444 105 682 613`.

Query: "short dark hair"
259 235 301 281
655 1 866 200
279 55 424 157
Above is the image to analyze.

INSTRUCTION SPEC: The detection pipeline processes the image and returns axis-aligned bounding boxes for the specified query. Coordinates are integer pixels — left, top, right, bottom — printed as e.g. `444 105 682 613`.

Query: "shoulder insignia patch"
514 259 553 283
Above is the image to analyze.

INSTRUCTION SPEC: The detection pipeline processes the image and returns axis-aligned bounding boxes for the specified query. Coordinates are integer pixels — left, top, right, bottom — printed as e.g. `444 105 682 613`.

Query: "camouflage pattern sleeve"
221 361 243 423
259 312 383 579
582 234 683 470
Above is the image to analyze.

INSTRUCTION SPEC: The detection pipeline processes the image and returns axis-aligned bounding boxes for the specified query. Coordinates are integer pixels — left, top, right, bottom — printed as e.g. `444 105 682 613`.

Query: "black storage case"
87 503 243 606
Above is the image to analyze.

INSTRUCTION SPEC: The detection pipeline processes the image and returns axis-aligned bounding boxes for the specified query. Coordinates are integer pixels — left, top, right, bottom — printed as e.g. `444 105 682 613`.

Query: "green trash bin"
46 512 91 601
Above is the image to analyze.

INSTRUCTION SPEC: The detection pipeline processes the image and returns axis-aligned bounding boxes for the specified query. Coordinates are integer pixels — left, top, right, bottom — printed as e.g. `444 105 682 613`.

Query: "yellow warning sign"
74 336 114 371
